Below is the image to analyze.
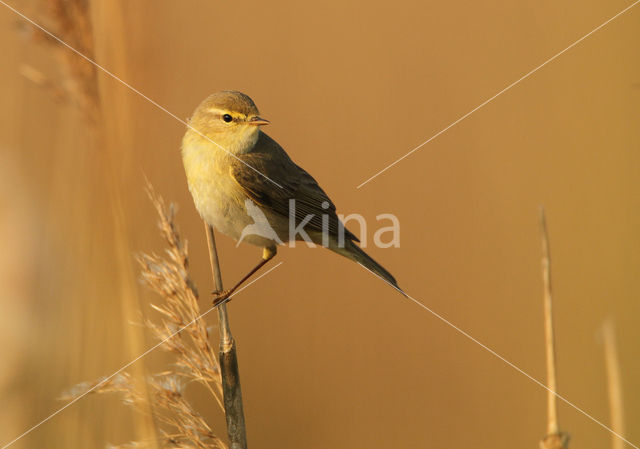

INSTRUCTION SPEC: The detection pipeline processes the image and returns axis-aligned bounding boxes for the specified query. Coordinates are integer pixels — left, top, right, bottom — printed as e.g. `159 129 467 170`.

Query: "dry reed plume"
63 186 227 449
19 0 100 122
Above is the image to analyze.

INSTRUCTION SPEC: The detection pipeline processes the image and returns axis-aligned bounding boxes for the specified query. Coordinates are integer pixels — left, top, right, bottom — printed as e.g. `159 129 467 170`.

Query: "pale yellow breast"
181 132 250 239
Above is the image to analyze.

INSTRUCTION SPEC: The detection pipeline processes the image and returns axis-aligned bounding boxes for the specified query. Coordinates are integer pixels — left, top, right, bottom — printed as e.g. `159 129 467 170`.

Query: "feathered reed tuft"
18 0 100 121
63 185 227 449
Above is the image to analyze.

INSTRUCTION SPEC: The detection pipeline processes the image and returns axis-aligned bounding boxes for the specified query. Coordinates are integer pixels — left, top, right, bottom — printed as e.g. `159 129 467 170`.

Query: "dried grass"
63 186 227 449
602 319 625 449
139 186 224 409
19 0 99 121
539 208 570 449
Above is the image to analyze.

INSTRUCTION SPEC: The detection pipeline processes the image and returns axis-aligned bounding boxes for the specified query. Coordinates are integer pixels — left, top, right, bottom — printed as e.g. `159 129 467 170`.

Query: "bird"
181 90 404 304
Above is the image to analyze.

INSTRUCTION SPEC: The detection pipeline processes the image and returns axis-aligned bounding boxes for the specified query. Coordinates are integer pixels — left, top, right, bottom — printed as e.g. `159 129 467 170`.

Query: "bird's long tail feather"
331 239 406 297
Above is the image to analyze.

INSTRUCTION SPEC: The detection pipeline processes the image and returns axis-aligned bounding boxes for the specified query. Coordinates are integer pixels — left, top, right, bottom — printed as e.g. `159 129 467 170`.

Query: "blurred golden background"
0 0 638 447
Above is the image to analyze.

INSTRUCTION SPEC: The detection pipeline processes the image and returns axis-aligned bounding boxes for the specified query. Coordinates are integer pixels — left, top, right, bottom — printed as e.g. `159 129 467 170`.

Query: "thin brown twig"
204 222 248 449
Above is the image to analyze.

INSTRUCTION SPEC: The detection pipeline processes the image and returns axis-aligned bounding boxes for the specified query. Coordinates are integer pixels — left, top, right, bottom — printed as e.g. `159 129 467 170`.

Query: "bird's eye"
222 114 233 123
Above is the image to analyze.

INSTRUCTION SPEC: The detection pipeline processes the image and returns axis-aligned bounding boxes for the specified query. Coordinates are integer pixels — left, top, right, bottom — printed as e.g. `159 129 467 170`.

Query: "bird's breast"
181 138 255 241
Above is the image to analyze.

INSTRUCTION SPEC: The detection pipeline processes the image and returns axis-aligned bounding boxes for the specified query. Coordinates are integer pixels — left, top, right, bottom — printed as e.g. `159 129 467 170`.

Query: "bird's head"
188 91 269 154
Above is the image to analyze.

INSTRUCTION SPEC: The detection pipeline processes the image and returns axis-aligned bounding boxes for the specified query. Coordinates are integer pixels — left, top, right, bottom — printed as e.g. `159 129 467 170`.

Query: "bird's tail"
331 239 406 297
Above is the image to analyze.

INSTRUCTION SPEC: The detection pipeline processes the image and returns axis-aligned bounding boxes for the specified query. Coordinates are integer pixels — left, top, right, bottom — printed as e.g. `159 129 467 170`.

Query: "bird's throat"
214 127 260 155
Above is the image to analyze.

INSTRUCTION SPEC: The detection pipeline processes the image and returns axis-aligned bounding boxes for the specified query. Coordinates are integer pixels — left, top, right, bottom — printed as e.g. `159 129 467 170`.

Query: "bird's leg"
213 246 277 306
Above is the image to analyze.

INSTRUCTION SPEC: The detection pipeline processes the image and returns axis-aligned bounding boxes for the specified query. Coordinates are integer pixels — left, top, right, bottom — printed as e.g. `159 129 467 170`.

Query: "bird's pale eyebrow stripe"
206 108 229 115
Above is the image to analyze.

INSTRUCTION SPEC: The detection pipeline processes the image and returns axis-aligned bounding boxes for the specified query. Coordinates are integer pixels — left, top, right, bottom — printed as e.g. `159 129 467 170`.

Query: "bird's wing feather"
229 132 359 242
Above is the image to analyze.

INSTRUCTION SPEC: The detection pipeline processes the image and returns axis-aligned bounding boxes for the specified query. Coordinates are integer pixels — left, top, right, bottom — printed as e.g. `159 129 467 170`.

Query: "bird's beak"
248 116 270 126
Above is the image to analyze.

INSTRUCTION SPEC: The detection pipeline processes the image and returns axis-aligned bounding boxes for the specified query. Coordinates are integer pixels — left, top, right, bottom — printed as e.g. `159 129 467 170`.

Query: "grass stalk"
539 207 569 449
204 222 248 449
602 319 625 449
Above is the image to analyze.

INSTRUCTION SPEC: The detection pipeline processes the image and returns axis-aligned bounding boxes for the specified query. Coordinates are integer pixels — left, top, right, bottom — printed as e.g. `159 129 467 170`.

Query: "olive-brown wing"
228 137 359 242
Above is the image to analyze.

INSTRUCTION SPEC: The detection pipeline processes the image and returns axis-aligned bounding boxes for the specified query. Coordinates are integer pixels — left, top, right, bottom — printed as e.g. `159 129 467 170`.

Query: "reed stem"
539 207 569 449
602 319 625 449
204 222 248 449
540 208 559 436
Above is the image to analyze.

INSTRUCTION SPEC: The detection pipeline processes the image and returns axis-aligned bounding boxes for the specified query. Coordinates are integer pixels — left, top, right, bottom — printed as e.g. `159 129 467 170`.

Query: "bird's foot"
211 289 231 306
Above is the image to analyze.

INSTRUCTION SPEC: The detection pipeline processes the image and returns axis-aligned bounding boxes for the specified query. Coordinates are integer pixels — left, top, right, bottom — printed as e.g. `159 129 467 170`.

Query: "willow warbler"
181 91 404 303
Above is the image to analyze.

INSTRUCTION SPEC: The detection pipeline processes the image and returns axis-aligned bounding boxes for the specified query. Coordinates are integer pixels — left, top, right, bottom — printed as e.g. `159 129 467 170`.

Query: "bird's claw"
212 289 231 306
